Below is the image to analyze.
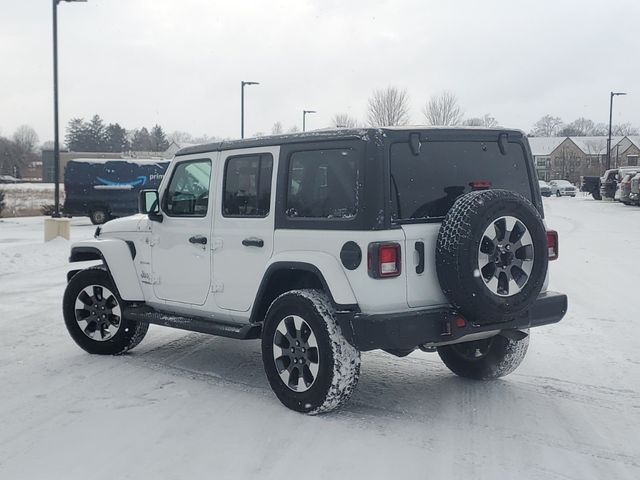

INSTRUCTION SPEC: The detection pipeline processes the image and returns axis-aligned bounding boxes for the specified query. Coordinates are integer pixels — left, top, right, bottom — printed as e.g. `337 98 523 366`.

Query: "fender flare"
249 252 359 323
69 239 144 301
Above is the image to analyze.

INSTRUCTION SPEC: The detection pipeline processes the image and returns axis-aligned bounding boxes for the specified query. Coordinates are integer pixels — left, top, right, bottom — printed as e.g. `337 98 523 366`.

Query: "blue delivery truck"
63 158 170 224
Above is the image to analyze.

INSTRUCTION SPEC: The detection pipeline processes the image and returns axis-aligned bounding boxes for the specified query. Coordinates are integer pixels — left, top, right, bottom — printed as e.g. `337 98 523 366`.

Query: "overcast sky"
1 0 639 143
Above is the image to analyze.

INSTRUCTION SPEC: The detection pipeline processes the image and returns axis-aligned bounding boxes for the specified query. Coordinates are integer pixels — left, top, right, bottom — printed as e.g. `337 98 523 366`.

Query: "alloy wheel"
272 315 320 392
74 285 121 341
477 215 534 297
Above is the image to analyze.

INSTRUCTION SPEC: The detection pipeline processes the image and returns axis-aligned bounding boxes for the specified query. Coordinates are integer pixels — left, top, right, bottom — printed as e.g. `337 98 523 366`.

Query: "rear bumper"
336 291 568 351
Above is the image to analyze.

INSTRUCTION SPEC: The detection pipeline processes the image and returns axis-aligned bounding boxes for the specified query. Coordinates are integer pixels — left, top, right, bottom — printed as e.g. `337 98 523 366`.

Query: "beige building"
528 135 638 183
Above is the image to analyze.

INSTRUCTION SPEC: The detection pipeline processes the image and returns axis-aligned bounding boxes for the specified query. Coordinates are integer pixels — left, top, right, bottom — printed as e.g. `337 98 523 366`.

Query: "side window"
286 149 357 219
163 159 212 217
223 153 273 217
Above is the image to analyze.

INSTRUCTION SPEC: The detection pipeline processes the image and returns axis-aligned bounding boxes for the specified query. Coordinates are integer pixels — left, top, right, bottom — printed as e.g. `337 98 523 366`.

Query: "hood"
99 214 149 234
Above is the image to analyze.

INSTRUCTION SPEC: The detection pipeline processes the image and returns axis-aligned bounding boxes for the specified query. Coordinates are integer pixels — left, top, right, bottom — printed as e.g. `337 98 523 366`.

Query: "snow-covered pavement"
1 198 639 479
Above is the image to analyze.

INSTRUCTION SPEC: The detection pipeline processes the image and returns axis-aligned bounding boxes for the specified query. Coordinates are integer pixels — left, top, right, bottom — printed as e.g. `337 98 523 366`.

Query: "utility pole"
240 81 259 139
52 0 87 217
607 91 627 171
302 109 317 132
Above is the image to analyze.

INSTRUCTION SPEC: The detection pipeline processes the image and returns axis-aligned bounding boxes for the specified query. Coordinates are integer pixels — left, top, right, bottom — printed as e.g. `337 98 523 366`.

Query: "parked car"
62 158 170 224
600 167 639 200
580 175 601 200
629 173 640 206
619 171 640 205
538 180 552 197
63 128 566 414
0 174 19 183
549 180 577 197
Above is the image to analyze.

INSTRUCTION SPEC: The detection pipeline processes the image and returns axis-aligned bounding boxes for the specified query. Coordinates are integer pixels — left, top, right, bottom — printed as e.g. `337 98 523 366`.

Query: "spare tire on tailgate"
436 189 548 324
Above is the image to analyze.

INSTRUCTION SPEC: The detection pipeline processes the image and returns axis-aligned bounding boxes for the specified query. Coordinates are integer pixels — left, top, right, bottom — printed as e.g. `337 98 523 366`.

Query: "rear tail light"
546 230 559 261
368 242 401 278
469 180 492 190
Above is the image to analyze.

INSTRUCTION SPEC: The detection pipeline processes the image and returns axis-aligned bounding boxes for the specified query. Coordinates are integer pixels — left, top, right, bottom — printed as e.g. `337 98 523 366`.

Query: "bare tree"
331 113 359 128
271 122 283 135
462 114 498 127
168 131 193 145
613 123 639 136
288 125 299 133
367 87 410 127
530 115 563 137
13 125 39 154
558 118 606 136
423 91 464 126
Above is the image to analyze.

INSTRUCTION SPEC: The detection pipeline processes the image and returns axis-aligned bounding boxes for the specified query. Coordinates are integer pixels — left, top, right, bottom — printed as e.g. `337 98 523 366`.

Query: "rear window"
390 140 532 221
286 148 357 219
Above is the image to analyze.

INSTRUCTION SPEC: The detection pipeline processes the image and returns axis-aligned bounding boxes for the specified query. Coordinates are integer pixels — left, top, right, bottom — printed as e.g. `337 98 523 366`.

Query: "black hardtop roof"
175 127 526 157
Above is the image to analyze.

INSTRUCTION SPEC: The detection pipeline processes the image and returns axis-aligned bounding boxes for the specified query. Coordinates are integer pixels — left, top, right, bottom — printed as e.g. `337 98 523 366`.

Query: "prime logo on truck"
63 158 169 224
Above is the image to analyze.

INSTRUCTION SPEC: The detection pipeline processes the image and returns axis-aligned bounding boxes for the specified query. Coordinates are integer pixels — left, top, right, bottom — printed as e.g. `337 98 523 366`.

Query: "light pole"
52 0 86 218
607 91 627 171
302 110 316 132
240 81 259 139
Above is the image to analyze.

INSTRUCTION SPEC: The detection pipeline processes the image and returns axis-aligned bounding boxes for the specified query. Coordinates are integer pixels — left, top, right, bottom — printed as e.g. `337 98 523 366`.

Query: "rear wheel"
592 191 602 200
90 209 109 225
437 333 529 380
63 268 149 355
261 289 360 414
555 190 561 197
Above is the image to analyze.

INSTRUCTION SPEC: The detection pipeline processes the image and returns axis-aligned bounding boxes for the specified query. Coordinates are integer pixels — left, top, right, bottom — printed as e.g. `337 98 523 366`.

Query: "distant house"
609 136 640 167
527 135 632 183
527 137 566 181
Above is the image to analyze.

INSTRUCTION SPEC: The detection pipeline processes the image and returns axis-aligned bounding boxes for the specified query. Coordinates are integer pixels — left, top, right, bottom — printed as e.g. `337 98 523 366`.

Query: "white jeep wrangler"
63 127 567 414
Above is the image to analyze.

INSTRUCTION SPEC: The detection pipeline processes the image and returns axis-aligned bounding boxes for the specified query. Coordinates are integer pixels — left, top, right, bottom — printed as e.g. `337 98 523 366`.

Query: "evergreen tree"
131 127 152 151
65 118 89 151
105 123 129 152
86 115 107 151
150 124 170 152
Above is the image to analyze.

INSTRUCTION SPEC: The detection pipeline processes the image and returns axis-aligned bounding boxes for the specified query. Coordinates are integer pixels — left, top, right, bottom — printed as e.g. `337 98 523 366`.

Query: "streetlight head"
612 92 627 96
304 110 317 114
59 0 88 3
242 81 260 86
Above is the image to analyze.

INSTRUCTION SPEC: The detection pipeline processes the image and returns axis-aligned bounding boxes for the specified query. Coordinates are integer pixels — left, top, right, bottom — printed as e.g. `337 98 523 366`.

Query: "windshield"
390 140 533 222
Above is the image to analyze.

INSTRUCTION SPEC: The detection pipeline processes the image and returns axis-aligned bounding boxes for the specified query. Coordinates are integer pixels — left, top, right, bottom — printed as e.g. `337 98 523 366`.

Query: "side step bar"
123 304 261 340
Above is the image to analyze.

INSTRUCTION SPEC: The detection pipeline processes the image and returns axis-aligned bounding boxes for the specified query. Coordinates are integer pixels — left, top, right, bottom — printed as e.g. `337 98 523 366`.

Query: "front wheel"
63 268 149 355
592 192 602 200
261 289 361 414
437 333 529 380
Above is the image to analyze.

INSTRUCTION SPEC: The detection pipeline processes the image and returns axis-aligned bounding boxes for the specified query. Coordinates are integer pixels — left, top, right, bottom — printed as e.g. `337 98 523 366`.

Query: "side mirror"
139 189 163 222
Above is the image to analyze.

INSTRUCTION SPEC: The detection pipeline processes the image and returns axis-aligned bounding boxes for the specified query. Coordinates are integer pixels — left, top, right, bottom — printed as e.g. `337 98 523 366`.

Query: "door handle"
189 235 208 245
415 241 425 274
242 238 264 248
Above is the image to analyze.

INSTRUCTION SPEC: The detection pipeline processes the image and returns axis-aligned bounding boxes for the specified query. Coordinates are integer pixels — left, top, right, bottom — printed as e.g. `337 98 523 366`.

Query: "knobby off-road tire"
63 268 149 355
261 289 361 414
437 334 529 380
436 189 548 325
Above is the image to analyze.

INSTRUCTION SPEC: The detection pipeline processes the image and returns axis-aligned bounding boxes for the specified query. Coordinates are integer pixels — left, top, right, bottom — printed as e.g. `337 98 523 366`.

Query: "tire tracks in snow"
113 332 640 471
